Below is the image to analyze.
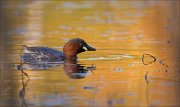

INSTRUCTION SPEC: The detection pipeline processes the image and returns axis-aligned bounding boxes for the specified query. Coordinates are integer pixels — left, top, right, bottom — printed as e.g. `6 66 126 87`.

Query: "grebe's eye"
80 43 87 51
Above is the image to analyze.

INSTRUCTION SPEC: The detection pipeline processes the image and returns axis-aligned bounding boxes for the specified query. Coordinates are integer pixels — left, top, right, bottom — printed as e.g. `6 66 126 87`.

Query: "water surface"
0 1 180 107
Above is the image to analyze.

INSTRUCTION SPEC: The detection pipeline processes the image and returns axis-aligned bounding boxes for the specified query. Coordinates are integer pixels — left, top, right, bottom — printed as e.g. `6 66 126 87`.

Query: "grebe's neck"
65 55 78 63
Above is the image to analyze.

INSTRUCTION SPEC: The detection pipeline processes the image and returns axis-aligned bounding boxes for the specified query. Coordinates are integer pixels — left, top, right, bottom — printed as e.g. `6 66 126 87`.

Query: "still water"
0 1 180 107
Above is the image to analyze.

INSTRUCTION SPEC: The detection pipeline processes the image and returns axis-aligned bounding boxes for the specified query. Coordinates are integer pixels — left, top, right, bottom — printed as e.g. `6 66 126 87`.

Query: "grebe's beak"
83 45 96 51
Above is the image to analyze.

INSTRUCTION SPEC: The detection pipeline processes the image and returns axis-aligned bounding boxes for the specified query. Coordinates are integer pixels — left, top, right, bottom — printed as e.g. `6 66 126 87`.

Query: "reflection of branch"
19 68 30 107
145 71 149 107
145 71 149 84
20 46 30 80
20 67 30 80
19 47 30 107
142 54 156 65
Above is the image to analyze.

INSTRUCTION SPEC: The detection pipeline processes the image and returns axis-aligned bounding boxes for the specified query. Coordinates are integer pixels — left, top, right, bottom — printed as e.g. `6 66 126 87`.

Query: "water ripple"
80 54 135 61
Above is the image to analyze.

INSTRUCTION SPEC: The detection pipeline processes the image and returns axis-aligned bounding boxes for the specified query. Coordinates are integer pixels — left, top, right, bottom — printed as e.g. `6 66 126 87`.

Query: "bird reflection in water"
19 60 96 79
64 60 95 79
15 56 96 107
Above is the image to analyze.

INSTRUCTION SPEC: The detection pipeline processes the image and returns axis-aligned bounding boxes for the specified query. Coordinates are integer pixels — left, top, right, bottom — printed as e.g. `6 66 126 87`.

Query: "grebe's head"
63 38 96 58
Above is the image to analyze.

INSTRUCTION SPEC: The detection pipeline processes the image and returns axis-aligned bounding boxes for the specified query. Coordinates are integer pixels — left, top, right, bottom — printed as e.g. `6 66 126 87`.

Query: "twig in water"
142 54 157 65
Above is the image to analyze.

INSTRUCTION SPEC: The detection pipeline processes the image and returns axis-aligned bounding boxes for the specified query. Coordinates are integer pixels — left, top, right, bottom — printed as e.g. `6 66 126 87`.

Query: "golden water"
0 1 180 107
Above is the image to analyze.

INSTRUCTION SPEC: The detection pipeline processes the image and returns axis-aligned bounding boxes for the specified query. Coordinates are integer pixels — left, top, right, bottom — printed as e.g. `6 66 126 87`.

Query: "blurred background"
0 0 180 107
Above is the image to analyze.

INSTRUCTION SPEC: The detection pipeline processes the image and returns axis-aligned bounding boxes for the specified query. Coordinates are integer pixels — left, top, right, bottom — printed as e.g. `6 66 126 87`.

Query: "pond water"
0 1 180 107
